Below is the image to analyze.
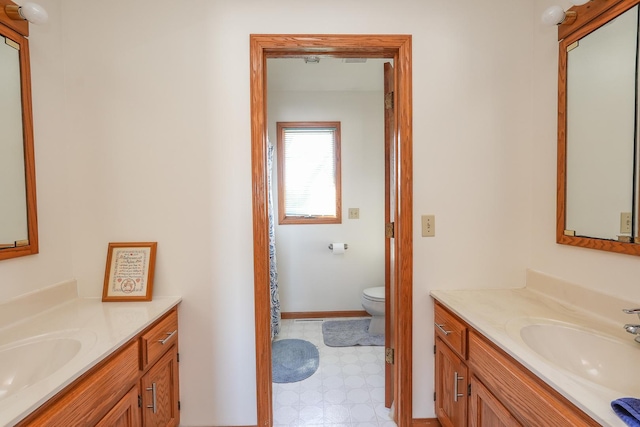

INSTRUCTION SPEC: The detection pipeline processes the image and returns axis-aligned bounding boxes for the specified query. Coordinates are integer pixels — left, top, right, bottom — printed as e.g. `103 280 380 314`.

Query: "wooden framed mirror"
0 2 38 261
557 0 640 255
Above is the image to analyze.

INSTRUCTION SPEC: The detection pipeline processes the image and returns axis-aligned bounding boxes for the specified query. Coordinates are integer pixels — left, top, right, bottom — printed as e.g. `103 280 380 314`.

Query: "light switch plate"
348 208 360 219
621 212 632 233
422 215 435 237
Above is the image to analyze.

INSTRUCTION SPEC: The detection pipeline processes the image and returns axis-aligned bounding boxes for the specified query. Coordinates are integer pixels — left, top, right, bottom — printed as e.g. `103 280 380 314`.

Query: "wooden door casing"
250 34 413 427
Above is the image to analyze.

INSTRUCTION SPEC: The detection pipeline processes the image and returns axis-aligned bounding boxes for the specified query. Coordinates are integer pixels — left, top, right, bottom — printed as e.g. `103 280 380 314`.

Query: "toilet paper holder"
328 243 348 250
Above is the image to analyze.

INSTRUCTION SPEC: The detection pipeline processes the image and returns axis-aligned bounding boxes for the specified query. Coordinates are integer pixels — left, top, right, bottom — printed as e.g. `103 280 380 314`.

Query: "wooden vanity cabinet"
468 375 520 427
434 304 469 427
140 308 180 426
95 386 141 427
435 337 468 427
433 302 599 427
17 308 180 427
141 345 179 426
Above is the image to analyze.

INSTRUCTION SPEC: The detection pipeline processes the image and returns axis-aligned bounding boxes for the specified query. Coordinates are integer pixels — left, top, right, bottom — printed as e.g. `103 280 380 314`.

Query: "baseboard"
281 310 369 319
412 418 442 427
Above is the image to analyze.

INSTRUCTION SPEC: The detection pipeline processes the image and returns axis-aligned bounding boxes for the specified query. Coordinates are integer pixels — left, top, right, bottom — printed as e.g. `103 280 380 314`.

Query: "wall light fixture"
542 0 592 26
4 2 48 25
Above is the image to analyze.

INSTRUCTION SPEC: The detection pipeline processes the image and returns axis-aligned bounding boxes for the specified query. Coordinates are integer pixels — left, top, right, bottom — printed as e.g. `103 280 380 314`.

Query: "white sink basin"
0 331 95 400
519 322 640 394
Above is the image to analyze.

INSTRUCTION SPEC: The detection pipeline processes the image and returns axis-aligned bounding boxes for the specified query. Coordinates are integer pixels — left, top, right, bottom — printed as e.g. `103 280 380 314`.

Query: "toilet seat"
362 286 385 302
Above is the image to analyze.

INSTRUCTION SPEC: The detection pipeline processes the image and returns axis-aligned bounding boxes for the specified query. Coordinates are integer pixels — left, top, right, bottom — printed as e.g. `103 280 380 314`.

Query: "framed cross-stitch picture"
102 242 157 302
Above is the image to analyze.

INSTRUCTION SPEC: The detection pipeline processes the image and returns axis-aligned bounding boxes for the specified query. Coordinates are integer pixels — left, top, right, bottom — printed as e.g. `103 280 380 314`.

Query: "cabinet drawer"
20 340 140 427
434 302 467 358
142 309 178 368
468 331 599 427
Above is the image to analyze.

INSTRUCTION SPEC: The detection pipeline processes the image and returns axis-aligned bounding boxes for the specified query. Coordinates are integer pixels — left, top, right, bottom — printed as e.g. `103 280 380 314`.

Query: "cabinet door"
96 386 141 427
435 337 468 427
141 344 179 427
469 375 521 427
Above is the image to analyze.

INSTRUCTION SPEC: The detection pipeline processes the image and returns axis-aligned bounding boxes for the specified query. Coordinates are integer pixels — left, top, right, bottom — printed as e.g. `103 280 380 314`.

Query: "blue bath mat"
272 339 319 383
322 318 384 347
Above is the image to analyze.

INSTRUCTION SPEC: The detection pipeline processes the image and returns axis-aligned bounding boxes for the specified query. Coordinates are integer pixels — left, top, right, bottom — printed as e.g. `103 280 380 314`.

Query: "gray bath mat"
322 318 384 347
272 339 319 383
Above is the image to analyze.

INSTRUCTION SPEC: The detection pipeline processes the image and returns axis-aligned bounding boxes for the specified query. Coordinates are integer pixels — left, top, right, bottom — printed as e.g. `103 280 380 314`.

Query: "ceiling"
267 57 390 92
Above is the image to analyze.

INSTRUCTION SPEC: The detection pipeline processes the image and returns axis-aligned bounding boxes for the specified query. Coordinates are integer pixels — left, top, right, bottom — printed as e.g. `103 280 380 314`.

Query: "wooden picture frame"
102 242 157 302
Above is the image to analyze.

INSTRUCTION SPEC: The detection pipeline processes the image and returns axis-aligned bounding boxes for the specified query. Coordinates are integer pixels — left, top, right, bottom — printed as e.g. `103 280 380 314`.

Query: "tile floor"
272 318 397 427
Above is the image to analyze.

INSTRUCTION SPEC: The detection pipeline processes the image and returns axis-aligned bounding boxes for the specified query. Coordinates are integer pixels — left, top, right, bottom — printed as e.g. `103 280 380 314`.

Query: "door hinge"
177 352 180 362
385 347 395 364
434 391 436 402
468 383 471 396
433 344 436 355
138 395 142 408
178 400 181 410
385 222 395 239
385 91 394 110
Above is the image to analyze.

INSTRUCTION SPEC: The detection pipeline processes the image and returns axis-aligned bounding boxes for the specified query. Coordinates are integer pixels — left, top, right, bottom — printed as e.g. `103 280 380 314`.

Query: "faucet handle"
625 324 640 335
623 308 640 314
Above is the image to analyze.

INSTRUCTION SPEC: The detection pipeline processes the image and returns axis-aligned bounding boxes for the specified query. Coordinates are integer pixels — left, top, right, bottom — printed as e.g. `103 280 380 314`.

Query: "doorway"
250 34 413 427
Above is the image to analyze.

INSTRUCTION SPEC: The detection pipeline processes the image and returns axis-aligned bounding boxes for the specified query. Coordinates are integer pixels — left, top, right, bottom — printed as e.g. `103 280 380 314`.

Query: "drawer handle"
435 323 452 336
146 383 157 413
158 330 177 345
454 372 465 402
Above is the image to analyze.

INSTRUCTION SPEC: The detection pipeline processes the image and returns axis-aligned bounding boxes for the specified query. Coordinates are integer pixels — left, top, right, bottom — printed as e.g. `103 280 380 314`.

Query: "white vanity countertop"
430 276 636 427
0 289 181 427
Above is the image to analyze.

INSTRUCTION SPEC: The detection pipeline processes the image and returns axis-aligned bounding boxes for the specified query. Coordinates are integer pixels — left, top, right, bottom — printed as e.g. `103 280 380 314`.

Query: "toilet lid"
363 286 385 301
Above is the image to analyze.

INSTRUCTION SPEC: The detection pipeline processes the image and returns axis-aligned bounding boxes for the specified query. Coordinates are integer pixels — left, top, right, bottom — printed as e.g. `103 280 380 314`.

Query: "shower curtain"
268 142 281 339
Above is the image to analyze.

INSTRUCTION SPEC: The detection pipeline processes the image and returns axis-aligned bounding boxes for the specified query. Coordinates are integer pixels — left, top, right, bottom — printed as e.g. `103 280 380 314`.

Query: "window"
276 122 342 224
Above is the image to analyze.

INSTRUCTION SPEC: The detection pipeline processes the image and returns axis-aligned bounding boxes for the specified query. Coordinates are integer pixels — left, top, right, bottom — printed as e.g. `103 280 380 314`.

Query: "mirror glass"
0 20 38 261
558 3 640 255
0 34 28 246
565 5 638 241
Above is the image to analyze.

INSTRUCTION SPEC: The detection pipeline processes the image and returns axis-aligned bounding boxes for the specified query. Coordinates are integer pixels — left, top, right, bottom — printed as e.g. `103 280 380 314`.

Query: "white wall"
0 0 542 424
268 90 385 312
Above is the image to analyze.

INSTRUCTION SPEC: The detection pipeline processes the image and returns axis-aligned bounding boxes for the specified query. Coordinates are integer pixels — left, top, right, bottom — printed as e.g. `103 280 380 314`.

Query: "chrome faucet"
623 308 640 343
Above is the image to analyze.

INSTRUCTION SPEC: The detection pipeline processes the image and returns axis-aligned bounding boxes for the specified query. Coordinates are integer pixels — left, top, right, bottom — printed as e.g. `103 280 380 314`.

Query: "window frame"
276 121 342 225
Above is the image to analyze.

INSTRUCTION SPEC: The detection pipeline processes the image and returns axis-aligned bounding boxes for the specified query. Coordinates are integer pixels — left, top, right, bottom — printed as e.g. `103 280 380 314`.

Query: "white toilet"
361 286 385 336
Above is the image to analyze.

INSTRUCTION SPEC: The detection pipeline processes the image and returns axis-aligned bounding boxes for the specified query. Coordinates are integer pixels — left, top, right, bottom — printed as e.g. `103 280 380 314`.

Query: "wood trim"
557 0 626 41
276 121 342 225
412 418 442 427
281 310 369 319
556 0 640 256
251 34 412 427
0 0 28 37
0 22 38 261
394 34 414 427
